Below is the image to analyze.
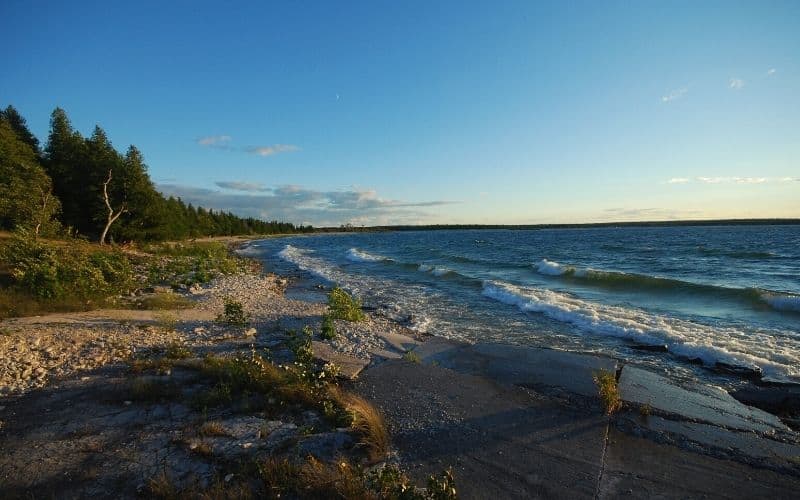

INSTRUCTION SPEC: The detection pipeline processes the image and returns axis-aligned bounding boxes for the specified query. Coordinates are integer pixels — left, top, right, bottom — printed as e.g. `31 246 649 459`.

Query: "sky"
2 0 799 226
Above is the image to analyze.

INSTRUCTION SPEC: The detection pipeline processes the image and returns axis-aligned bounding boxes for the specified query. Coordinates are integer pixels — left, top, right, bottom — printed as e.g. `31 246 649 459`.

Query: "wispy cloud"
698 176 766 184
667 176 794 185
196 136 300 157
157 183 459 226
729 78 745 90
661 87 688 103
245 144 300 157
767 68 777 76
215 181 269 192
602 207 703 221
197 135 233 149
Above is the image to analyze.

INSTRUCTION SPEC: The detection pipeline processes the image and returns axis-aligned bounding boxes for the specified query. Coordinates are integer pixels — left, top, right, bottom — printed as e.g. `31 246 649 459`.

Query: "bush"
1 230 134 301
328 286 365 322
216 297 249 327
321 314 336 340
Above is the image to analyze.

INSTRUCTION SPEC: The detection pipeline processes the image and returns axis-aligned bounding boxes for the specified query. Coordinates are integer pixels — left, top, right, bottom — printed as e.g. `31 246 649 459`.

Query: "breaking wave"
533 259 800 314
481 280 799 383
346 248 389 263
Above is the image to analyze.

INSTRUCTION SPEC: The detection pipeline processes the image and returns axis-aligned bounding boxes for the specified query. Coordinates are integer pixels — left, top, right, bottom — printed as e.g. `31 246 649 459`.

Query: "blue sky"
2 1 798 226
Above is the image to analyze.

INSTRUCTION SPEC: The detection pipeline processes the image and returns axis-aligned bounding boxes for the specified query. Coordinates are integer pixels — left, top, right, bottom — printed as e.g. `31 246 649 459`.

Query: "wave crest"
481 280 799 383
346 248 388 263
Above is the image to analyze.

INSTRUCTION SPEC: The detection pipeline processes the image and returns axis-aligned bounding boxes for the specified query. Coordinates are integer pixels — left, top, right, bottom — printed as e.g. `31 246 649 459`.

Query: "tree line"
0 105 312 242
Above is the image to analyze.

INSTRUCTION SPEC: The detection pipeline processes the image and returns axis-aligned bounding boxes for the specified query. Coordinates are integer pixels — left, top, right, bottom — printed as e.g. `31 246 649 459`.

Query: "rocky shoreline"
1 263 799 498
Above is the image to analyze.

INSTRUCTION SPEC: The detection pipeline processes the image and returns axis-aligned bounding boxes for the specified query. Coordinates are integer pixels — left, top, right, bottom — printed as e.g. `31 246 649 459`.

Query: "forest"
0 105 312 242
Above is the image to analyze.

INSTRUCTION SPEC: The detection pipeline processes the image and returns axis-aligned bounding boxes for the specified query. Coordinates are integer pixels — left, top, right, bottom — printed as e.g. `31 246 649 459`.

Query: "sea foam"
481 280 799 383
346 248 387 263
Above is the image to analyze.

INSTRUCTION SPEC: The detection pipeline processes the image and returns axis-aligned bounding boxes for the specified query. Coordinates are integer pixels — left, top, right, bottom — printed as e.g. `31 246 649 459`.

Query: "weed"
154 311 179 331
328 287 365 322
328 386 390 463
128 377 181 402
128 356 174 375
148 472 179 499
216 297 249 327
639 403 652 417
593 369 621 415
165 341 192 360
190 440 213 457
427 468 458 500
198 421 228 437
136 293 195 310
321 314 336 340
403 351 421 363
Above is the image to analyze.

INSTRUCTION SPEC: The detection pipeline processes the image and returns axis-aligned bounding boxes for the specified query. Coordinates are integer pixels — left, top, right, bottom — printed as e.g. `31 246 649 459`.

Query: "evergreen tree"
44 108 89 235
0 118 61 234
0 105 40 153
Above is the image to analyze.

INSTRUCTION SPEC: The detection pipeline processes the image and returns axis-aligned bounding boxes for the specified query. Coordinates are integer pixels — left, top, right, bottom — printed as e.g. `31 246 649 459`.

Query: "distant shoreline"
317 218 800 233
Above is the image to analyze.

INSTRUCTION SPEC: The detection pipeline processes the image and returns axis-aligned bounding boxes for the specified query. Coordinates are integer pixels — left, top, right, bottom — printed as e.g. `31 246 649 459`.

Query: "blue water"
241 226 800 387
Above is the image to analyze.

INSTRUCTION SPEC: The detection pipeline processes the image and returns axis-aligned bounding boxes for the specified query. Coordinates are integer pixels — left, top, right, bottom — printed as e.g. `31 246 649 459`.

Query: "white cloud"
245 144 300 157
197 135 232 146
729 78 745 90
661 87 688 103
215 181 269 192
157 183 459 226
767 68 777 76
667 177 690 184
694 176 774 184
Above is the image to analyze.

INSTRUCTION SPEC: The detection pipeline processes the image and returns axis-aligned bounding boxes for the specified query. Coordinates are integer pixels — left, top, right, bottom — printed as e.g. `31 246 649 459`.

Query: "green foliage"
0 118 61 234
1 229 133 300
145 242 248 286
328 286 365 322
593 369 622 415
216 297 250 327
320 314 337 340
403 350 421 363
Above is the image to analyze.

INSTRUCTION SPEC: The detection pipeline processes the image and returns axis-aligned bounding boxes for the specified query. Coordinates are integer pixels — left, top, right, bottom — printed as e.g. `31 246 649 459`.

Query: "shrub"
216 297 249 327
1 230 134 301
403 351 421 363
593 369 621 415
320 314 336 340
328 286 365 322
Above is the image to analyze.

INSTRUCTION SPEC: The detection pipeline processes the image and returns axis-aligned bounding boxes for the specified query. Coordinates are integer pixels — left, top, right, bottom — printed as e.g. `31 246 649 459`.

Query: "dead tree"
99 169 127 245
33 190 53 237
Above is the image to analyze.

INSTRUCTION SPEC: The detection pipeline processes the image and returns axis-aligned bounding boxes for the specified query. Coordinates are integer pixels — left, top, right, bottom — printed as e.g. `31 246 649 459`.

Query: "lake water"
240 225 800 388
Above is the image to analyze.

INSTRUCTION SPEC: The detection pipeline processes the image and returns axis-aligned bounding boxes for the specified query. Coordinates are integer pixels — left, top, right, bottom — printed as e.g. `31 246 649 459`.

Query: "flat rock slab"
634 414 800 468
311 341 369 379
599 428 800 499
414 337 617 397
618 366 788 434
355 360 609 499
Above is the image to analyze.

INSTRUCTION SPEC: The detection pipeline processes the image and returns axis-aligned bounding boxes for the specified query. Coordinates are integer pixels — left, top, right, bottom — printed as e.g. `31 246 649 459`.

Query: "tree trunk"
99 169 127 245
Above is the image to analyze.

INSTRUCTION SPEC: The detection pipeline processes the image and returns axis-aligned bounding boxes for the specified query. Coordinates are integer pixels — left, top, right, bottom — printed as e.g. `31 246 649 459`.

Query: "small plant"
639 403 652 417
216 297 249 327
164 340 191 360
427 468 458 500
328 386 390 462
593 369 621 415
198 420 228 437
328 286 365 322
190 440 213 457
128 377 181 402
135 293 195 310
154 311 178 331
403 350 421 363
320 314 336 340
